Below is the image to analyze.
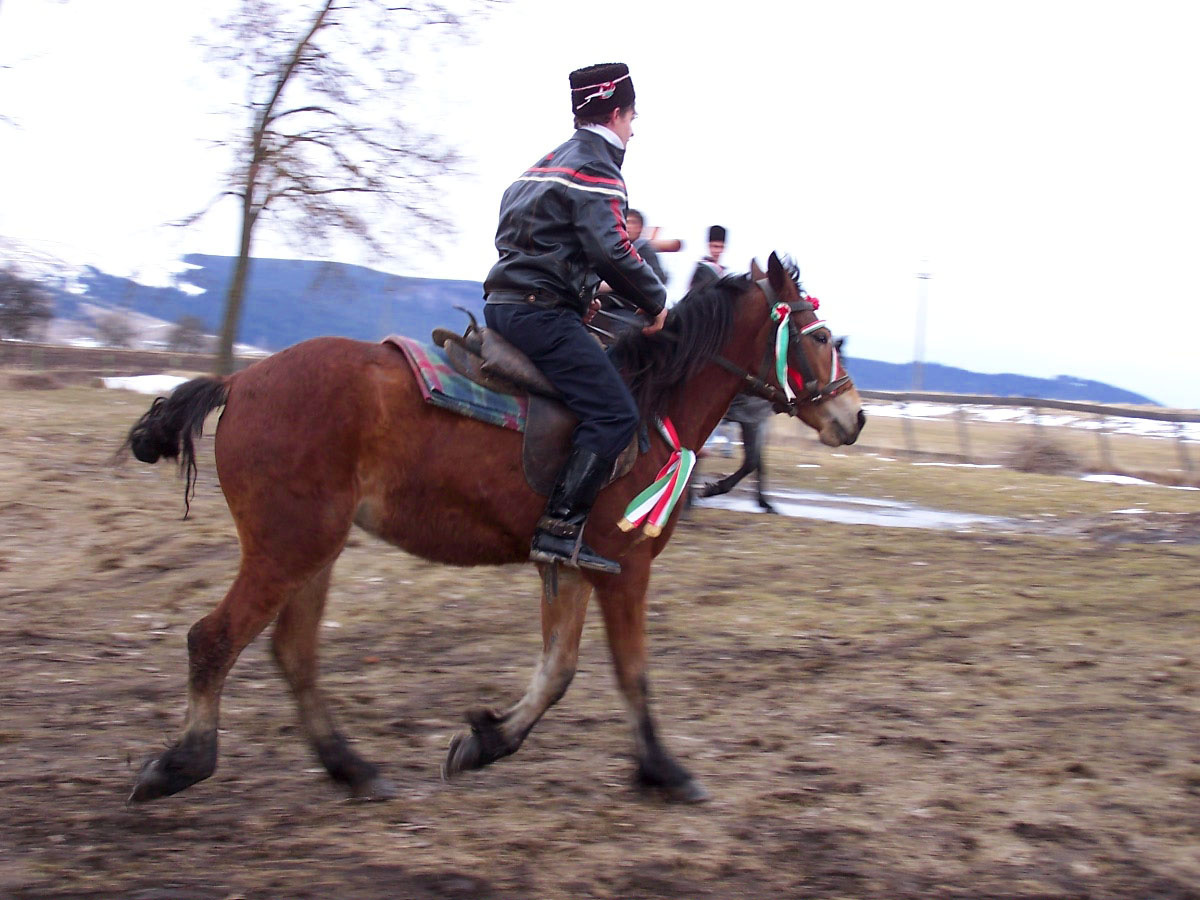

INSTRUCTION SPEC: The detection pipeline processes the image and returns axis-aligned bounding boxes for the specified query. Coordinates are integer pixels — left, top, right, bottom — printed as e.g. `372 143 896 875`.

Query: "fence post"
1029 403 1043 441
1095 415 1115 471
954 406 972 462
1176 422 1194 475
901 401 918 458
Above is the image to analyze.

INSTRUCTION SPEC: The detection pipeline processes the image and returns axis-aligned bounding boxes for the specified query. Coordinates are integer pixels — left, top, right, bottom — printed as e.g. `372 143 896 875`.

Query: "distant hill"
54 254 485 354
48 253 1156 406
837 358 1155 405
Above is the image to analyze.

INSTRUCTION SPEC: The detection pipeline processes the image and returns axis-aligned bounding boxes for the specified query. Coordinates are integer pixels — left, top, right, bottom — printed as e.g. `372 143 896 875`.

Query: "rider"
688 225 727 292
483 62 668 574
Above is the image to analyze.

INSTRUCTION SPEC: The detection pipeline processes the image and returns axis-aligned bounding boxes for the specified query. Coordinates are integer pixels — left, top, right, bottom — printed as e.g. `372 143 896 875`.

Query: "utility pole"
913 262 931 390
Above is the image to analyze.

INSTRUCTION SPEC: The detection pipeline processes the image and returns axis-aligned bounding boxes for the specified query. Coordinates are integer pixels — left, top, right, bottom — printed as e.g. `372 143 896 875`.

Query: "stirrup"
530 529 621 575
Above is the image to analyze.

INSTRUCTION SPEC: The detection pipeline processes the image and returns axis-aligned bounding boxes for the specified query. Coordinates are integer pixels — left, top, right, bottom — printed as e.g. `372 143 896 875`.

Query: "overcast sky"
2 0 1198 407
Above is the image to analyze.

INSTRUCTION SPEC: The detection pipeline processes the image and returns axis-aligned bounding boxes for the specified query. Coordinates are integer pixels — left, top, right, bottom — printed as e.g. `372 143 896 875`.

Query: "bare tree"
0 268 54 341
168 315 211 353
95 310 136 348
189 0 493 374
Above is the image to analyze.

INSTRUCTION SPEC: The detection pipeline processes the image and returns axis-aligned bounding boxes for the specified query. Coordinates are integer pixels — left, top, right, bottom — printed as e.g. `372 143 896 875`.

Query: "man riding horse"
482 62 667 576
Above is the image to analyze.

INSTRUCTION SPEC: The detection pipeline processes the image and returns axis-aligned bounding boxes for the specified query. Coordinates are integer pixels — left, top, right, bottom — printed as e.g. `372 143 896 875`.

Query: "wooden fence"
852 390 1198 482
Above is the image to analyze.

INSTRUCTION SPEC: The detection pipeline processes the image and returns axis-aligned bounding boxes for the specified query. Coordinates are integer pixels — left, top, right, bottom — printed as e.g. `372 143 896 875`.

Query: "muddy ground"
1 383 1198 899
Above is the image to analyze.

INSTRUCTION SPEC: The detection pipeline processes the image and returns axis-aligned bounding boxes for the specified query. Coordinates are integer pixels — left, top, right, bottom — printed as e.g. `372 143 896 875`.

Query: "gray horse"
697 392 777 513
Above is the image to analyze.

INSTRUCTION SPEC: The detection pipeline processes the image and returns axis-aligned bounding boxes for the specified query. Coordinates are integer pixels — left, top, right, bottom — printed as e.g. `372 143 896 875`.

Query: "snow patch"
102 375 189 395
1080 474 1156 486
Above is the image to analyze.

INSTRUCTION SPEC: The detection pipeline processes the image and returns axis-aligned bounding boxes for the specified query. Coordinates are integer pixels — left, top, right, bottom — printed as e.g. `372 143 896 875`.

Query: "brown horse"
124 252 864 805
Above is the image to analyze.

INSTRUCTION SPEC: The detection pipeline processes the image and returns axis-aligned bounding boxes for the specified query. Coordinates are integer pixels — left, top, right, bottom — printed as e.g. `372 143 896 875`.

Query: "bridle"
711 278 853 416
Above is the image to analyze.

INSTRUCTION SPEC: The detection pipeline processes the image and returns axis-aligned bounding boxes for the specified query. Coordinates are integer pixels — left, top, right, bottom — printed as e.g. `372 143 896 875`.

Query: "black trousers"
719 419 768 497
484 302 638 462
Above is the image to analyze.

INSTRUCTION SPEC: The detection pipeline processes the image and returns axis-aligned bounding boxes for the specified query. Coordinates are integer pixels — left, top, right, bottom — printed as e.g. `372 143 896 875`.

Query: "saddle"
430 311 639 496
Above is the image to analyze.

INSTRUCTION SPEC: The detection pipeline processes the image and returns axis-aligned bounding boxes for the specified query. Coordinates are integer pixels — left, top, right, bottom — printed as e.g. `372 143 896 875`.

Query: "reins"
591 277 850 418
711 278 851 416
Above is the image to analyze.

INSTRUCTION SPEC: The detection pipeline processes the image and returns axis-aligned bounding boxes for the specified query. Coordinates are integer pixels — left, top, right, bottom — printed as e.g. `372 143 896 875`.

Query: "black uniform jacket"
484 129 667 319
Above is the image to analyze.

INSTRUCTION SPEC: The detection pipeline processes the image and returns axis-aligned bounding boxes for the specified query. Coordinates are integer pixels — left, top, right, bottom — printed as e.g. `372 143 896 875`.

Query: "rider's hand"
583 297 601 325
641 307 668 336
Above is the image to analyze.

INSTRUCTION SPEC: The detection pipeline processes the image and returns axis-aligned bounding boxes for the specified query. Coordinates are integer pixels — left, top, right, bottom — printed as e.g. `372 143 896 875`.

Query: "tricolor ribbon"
772 303 828 399
771 303 794 400
618 417 696 538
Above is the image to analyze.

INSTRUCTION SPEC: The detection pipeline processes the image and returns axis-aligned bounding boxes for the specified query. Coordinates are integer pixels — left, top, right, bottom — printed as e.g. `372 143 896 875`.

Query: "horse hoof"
127 758 169 805
663 778 711 804
126 736 217 805
349 775 398 802
127 755 204 805
441 731 481 780
635 766 712 804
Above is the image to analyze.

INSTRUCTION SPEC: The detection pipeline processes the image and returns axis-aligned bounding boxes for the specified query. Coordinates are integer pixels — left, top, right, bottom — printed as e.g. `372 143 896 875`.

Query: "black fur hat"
708 225 727 243
570 63 635 117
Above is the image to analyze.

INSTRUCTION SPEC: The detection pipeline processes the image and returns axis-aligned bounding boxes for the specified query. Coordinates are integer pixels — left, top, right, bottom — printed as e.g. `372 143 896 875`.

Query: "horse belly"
353 391 541 567
354 486 532 567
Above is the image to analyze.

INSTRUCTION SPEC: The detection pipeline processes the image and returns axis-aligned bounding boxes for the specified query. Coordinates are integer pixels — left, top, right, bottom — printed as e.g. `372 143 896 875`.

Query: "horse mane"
610 274 749 422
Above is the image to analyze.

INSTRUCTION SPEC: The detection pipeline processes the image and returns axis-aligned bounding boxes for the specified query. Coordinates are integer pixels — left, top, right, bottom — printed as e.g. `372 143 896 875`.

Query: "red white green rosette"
618 417 695 538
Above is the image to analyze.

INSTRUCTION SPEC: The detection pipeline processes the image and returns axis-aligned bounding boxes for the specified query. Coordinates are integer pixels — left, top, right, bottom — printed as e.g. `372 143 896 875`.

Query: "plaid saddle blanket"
385 334 528 432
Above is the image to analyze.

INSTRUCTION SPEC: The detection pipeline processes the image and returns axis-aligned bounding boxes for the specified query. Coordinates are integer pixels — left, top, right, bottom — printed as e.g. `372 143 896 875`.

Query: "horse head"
749 252 865 447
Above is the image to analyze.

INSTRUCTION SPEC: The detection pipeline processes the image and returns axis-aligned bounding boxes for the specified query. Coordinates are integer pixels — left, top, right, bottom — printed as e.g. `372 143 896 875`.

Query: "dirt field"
2 382 1198 899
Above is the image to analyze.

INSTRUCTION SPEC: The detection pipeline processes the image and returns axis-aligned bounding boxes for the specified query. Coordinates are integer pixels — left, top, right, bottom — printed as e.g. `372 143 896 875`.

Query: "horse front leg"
595 563 710 803
443 565 592 778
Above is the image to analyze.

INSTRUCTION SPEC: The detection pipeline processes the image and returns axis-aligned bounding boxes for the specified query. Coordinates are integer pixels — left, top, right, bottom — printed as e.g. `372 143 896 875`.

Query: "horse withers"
123 252 864 805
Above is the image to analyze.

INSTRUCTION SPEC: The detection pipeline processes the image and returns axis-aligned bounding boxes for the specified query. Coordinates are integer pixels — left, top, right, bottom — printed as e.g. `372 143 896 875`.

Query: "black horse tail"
124 376 231 516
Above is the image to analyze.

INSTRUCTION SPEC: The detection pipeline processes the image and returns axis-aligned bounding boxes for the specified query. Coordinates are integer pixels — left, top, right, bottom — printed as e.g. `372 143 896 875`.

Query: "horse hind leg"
443 566 592 778
269 562 395 800
128 559 316 803
595 568 710 803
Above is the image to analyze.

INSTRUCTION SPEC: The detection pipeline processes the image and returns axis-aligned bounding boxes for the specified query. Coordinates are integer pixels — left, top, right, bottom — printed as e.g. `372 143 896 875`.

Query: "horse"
122 252 864 805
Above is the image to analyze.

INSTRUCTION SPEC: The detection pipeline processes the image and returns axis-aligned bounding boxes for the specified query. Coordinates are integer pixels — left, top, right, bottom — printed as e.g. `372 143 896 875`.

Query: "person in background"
482 62 667 574
626 209 672 284
598 210 681 325
688 224 727 292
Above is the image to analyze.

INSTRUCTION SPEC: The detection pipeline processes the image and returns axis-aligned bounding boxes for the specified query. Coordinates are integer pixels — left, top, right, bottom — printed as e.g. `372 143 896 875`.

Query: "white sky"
2 0 1198 407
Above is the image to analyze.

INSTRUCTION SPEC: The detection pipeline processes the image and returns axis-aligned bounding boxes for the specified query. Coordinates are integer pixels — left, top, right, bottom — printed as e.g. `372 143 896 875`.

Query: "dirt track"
2 384 1199 899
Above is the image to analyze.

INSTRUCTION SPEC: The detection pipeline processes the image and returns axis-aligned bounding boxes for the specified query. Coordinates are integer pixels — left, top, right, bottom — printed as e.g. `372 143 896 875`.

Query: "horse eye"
813 332 829 345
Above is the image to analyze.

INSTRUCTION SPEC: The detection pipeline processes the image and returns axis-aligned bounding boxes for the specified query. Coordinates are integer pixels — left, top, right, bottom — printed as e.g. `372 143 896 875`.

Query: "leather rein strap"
711 278 850 417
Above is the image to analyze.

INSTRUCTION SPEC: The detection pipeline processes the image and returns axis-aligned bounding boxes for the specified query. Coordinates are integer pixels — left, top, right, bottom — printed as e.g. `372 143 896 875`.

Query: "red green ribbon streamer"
618 417 696 538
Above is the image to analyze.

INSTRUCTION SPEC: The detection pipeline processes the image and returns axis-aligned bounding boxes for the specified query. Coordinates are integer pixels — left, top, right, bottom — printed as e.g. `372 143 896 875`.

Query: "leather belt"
485 290 574 309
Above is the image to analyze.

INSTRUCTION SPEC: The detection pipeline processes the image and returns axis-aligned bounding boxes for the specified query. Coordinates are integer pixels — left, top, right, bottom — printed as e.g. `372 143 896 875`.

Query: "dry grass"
1 381 1199 900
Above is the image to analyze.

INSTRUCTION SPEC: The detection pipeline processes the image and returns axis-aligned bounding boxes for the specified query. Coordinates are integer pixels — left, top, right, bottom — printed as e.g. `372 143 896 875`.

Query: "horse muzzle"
819 406 866 447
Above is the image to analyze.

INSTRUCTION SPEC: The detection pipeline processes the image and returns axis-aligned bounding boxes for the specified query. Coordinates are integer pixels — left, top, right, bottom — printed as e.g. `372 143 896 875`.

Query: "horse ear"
766 251 788 294
750 259 766 280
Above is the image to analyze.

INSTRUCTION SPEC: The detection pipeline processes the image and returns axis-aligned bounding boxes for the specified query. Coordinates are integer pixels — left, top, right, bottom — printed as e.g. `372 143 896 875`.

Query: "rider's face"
608 107 637 146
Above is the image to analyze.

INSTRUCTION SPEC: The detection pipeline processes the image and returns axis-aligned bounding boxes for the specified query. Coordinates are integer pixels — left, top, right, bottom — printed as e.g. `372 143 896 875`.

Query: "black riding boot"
530 447 621 574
